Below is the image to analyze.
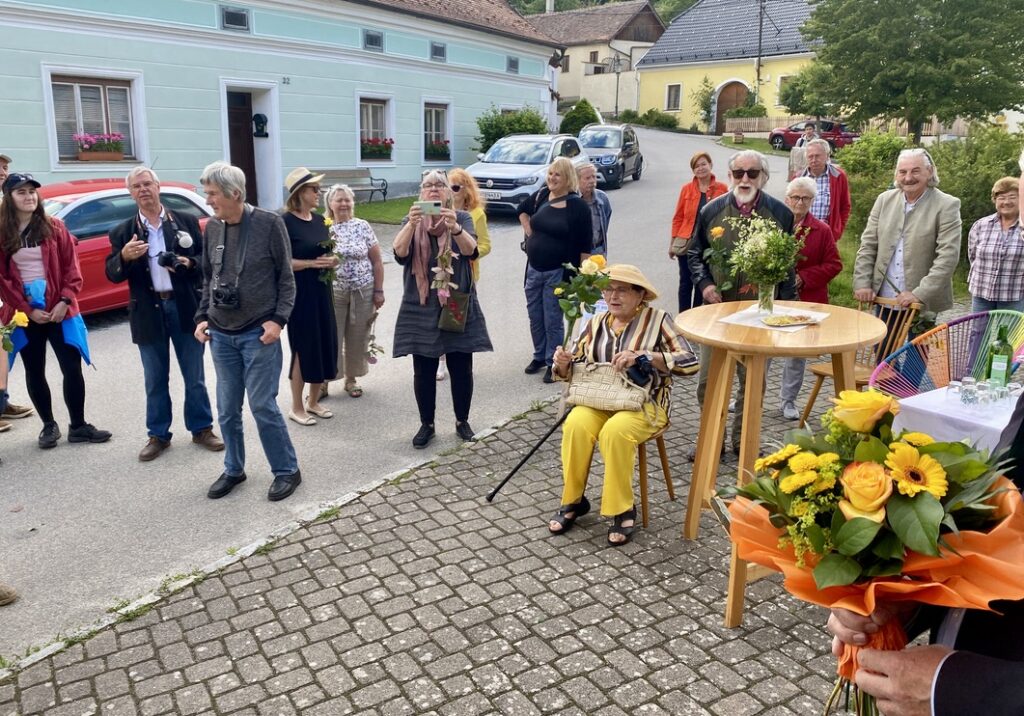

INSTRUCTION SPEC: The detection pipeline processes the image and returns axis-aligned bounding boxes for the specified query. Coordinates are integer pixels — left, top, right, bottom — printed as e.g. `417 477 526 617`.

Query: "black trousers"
678 256 703 313
412 352 473 425
20 320 86 427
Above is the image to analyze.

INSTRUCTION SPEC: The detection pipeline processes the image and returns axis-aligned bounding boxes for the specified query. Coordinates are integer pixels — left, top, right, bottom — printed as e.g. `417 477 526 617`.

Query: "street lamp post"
604 54 626 119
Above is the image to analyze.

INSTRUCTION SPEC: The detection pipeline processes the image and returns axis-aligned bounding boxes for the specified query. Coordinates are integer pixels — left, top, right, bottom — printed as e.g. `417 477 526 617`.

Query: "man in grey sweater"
194 161 301 502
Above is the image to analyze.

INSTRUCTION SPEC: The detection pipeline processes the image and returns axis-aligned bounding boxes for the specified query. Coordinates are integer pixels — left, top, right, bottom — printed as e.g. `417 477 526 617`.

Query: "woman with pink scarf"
392 170 492 449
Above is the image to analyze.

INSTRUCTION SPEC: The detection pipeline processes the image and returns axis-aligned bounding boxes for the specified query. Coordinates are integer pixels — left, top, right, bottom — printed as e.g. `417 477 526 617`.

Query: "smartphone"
414 200 442 215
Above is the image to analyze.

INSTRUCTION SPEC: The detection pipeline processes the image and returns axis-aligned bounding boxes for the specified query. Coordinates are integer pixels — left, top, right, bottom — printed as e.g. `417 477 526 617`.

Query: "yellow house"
636 0 813 133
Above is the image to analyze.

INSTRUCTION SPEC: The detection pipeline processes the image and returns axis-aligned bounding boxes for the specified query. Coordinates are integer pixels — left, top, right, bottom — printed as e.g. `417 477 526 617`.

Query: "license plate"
484 191 501 200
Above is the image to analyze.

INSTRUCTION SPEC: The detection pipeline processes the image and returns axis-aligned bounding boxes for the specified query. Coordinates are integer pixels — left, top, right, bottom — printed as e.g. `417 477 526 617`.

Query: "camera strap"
212 205 251 287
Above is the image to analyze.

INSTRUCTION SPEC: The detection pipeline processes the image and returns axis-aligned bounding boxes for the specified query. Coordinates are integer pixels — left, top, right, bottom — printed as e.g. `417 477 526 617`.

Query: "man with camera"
106 167 223 462
194 161 301 502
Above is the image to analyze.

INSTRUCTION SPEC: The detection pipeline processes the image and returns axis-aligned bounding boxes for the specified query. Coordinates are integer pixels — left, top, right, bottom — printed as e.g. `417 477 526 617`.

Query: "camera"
156 251 180 269
212 284 240 309
626 353 654 387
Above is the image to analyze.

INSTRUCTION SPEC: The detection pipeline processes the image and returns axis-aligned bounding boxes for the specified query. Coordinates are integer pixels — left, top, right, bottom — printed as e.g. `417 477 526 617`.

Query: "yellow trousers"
560 404 668 516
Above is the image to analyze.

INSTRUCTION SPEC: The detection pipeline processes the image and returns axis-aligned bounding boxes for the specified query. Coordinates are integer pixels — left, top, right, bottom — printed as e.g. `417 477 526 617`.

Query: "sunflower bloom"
780 470 818 494
899 432 935 447
885 442 948 498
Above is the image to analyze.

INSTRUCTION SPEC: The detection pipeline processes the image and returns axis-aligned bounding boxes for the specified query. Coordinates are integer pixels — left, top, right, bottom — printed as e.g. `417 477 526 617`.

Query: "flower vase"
757 283 774 314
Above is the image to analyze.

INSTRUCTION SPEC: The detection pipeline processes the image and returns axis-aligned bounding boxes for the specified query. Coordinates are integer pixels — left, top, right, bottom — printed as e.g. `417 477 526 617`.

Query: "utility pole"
754 0 765 104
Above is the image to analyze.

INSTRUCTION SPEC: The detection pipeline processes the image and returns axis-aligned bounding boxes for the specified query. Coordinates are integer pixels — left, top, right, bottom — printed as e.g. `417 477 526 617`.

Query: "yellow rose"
553 287 564 296
838 461 893 523
832 389 899 433
710 226 725 239
590 254 607 269
580 259 599 276
12 311 29 328
780 470 818 494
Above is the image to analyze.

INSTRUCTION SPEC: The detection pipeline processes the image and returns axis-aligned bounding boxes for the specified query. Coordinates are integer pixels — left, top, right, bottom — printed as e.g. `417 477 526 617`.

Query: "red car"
40 179 212 315
769 119 859 151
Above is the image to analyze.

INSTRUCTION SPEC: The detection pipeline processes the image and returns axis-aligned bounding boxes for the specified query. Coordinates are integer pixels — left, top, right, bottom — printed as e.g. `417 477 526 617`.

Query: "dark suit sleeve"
105 218 145 284
269 214 295 326
195 221 216 324
175 213 205 282
934 651 1024 716
687 200 714 293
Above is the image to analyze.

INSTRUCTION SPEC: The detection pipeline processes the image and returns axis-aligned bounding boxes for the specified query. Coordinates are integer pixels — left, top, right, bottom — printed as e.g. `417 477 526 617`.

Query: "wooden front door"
715 82 749 135
227 91 258 205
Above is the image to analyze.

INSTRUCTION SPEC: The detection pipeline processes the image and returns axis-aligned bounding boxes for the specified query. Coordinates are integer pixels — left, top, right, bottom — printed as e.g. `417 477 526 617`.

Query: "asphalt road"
0 128 792 657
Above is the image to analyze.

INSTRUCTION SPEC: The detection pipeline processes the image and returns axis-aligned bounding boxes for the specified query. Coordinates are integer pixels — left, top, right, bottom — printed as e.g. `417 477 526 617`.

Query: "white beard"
733 186 757 205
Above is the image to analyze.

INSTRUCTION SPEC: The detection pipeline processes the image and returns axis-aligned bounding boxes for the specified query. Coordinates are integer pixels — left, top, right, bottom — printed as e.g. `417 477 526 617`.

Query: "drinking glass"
977 380 992 407
946 380 962 402
960 379 978 408
994 386 1010 406
1008 382 1023 397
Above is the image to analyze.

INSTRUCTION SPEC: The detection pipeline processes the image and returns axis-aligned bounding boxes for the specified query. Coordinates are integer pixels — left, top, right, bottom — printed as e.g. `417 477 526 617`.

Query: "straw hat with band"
284 167 325 199
605 263 658 302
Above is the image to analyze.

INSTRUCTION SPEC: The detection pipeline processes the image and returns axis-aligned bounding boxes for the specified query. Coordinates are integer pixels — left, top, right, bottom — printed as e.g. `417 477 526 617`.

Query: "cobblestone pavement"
0 360 868 716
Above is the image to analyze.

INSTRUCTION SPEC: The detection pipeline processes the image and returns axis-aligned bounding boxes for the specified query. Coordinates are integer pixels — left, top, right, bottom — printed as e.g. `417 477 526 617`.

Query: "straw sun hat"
605 263 659 302
284 167 325 198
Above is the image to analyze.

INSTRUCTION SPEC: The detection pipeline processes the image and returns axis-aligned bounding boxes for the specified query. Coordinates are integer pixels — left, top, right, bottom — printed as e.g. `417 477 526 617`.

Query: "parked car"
465 134 590 212
577 123 643 189
40 179 212 315
768 119 859 151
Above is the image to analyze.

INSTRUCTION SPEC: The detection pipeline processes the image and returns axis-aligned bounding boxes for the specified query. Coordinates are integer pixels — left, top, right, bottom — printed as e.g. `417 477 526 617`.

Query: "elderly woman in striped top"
549 264 698 546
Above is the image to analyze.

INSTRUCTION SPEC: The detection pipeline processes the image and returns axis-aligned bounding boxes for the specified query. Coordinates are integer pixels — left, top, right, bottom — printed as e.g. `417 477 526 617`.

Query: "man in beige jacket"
853 148 962 317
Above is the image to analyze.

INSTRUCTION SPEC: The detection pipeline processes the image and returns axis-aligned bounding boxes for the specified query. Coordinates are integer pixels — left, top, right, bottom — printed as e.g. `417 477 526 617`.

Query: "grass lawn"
720 136 789 157
354 195 416 224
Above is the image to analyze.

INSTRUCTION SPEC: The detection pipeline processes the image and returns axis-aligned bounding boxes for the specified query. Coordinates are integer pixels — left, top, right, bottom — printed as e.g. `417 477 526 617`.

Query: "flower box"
425 140 451 162
77 150 125 162
360 137 395 161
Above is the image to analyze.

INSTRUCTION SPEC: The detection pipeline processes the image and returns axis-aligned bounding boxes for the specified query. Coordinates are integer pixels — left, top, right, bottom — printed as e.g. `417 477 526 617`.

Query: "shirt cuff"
930 649 958 716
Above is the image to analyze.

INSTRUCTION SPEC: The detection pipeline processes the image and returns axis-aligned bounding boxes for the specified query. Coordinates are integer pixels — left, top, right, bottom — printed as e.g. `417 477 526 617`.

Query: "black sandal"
548 495 591 534
607 507 637 546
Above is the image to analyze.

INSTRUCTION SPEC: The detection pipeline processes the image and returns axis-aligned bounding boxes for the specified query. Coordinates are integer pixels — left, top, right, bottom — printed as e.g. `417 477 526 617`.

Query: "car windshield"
579 130 621 149
483 140 551 165
43 199 70 215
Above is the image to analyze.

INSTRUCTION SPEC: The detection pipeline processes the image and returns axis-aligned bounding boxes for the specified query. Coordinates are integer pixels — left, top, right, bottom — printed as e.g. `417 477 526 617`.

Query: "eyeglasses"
451 185 462 192
787 195 814 203
421 182 447 189
731 168 761 180
602 285 638 296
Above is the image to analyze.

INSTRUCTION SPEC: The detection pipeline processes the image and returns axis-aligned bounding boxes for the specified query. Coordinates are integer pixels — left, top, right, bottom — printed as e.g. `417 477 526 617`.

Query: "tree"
802 0 1024 142
559 98 599 135
689 76 715 132
475 106 549 153
778 63 837 120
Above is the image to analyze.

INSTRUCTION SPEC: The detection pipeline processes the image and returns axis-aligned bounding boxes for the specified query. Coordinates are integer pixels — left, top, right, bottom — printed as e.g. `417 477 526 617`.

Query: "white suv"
466 134 590 212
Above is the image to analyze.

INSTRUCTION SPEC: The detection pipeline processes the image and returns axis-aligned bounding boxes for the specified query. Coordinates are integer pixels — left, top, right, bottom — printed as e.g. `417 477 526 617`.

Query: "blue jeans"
525 265 564 365
971 296 1024 314
138 297 214 442
209 326 298 478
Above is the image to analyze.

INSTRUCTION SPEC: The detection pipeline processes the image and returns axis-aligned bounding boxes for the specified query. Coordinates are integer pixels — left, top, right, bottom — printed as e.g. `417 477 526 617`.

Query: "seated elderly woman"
550 264 698 545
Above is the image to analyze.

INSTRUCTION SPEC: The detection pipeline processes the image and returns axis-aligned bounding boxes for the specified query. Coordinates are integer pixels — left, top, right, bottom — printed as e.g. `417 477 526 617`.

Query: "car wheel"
631 157 643 181
606 174 622 190
770 135 786 150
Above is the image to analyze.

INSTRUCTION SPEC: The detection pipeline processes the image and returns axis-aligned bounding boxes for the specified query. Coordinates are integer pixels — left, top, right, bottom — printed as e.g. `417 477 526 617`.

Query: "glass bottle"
987 325 1014 388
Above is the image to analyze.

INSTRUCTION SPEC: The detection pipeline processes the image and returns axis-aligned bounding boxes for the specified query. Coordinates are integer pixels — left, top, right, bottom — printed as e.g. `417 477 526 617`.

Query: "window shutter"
52 83 79 158
79 85 106 136
107 86 133 155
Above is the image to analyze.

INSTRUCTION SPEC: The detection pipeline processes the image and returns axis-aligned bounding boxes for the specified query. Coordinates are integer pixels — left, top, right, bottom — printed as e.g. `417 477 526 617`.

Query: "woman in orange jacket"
669 152 728 312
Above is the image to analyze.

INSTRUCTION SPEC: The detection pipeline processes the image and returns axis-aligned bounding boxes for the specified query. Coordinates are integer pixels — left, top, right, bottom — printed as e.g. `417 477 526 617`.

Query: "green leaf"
945 472 1000 512
833 517 882 556
738 477 779 505
871 531 905 560
830 508 847 535
864 558 904 577
558 299 571 312
805 523 827 554
854 436 889 464
813 553 862 589
886 492 942 556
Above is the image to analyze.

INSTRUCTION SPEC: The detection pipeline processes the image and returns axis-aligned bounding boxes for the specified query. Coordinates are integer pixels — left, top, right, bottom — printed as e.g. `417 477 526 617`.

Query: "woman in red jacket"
0 173 110 448
779 176 842 420
669 152 728 312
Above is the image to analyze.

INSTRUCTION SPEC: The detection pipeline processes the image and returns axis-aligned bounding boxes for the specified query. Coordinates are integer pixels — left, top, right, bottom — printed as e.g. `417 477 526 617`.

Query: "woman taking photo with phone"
392 170 491 448
0 173 110 448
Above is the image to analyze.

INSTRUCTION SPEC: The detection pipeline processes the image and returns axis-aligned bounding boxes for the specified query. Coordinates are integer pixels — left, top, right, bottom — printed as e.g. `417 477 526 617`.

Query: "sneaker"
139 437 170 462
781 401 800 421
2 403 33 419
38 421 61 449
412 423 435 449
542 367 554 384
455 421 475 441
0 583 18 607
687 444 726 462
67 423 112 444
524 359 545 375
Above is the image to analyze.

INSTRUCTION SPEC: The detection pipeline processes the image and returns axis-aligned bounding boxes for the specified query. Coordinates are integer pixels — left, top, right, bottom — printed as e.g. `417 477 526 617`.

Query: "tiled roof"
347 0 558 47
525 0 657 46
637 0 812 67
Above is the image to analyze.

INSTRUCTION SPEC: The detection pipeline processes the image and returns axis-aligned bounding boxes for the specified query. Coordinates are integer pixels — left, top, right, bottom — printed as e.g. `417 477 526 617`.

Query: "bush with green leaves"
637 108 679 129
724 103 768 119
559 98 599 136
474 105 549 153
618 108 640 123
832 130 909 245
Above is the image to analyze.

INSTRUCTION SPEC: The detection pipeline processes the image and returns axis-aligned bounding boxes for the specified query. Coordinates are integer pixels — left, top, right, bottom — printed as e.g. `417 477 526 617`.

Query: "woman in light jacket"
669 152 729 312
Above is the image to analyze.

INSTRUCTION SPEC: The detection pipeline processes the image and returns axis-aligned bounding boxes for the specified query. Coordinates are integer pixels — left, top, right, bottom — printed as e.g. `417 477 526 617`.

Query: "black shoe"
525 359 545 375
455 421 475 441
38 421 61 449
207 471 247 499
542 367 554 383
412 423 435 449
687 444 726 462
67 423 112 444
268 470 302 502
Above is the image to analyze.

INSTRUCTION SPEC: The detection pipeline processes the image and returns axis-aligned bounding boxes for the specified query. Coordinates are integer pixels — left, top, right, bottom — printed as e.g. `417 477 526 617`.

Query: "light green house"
0 0 559 207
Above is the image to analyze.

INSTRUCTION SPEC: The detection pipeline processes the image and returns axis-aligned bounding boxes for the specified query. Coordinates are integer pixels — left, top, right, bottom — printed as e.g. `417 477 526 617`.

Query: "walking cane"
487 407 571 502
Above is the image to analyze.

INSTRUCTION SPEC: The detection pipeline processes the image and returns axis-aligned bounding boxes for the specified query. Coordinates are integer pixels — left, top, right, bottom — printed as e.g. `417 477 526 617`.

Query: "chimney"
545 0 554 12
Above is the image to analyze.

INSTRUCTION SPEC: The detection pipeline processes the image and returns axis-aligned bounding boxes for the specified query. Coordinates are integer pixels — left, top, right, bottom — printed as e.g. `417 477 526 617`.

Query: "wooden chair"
870 310 1024 397
799 297 921 426
637 427 673 528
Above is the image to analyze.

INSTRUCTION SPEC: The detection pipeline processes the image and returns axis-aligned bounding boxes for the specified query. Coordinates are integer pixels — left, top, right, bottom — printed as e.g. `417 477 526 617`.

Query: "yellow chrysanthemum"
791 501 811 517
899 432 935 447
817 452 840 469
553 287 564 296
780 470 818 494
755 444 801 472
885 442 948 498
788 451 820 473
808 473 837 495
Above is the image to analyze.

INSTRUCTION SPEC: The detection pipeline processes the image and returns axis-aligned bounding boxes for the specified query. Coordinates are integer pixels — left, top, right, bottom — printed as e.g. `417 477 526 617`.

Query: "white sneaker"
436 363 447 381
782 401 800 420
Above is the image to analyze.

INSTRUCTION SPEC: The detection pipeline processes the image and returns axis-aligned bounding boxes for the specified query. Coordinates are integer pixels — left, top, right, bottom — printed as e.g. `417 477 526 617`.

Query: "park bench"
312 168 388 202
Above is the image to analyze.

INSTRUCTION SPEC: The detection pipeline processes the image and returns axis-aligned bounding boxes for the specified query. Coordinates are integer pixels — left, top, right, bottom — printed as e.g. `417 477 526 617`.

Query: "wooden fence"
723 116 970 137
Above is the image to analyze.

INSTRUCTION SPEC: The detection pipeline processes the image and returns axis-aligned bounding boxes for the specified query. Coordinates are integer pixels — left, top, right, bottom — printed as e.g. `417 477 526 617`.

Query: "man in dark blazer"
827 390 1024 716
106 167 223 461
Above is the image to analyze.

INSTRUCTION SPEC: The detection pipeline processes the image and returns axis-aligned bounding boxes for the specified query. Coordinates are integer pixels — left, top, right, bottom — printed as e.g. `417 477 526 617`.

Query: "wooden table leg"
724 354 766 628
683 346 734 540
831 350 857 394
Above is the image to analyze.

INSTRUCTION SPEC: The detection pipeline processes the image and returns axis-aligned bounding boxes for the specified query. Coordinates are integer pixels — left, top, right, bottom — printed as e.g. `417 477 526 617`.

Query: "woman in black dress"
282 168 338 426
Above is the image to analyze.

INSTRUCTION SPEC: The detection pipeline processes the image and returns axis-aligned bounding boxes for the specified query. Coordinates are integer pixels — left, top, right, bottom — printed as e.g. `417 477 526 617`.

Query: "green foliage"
689 75 715 130
635 108 679 129
724 103 767 119
555 259 609 345
813 552 862 589
559 98 599 136
778 63 837 119
474 105 549 153
802 0 1024 140
618 108 640 123
832 130 909 253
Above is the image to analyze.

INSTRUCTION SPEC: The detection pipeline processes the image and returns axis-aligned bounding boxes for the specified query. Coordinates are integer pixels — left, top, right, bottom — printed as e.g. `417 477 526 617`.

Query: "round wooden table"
675 300 887 626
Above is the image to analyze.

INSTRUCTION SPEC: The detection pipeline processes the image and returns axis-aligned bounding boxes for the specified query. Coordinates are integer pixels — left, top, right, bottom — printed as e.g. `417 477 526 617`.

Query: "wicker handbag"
566 362 650 412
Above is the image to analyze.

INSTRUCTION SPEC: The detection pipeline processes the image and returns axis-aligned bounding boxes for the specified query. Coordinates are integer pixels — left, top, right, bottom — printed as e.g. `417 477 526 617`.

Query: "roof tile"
347 0 557 46
526 0 655 45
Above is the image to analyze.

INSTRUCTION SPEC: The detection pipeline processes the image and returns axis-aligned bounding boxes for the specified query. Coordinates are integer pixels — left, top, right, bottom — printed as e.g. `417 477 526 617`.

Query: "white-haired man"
687 149 797 456
576 163 612 257
801 138 851 241
853 148 961 317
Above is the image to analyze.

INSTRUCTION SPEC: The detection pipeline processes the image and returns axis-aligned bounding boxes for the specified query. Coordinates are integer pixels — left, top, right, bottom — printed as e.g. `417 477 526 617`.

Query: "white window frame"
219 5 251 32
421 97 453 166
355 92 395 167
41 64 149 171
430 42 447 62
665 83 682 112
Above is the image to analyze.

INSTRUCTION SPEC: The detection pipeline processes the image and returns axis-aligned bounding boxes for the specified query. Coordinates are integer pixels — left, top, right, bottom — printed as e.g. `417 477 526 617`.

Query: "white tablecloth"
718 304 831 333
892 388 1016 452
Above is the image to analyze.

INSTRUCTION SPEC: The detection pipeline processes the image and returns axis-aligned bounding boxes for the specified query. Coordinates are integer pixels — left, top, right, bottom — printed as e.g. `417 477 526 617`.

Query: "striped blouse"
571 306 699 412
